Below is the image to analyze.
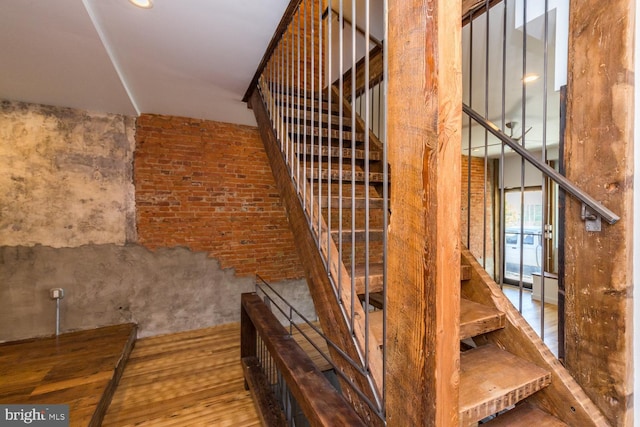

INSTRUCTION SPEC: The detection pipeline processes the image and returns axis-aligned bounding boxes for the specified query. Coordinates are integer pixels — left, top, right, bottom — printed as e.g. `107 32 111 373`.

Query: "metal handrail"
463 103 620 225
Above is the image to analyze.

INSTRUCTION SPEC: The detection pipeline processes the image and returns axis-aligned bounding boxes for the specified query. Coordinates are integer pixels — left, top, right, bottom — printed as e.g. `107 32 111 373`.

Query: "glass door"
503 188 544 286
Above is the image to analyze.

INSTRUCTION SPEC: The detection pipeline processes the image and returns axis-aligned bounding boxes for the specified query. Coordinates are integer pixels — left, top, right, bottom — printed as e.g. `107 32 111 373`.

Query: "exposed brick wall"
135 114 305 282
461 156 495 274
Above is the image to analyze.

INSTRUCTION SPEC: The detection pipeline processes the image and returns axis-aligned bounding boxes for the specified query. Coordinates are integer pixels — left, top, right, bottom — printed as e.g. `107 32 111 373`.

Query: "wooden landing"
0 323 136 427
460 344 551 426
483 402 567 426
103 323 261 427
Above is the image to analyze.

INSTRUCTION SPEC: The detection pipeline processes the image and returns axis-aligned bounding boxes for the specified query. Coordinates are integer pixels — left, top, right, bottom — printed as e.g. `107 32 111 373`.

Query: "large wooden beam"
386 0 462 425
564 1 634 425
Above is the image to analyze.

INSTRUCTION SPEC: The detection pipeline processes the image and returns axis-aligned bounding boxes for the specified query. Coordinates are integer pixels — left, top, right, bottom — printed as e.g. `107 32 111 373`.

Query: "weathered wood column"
565 1 634 425
386 0 462 425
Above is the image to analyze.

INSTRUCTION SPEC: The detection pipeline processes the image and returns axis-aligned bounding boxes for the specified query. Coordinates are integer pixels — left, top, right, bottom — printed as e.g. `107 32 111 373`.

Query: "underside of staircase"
250 79 609 426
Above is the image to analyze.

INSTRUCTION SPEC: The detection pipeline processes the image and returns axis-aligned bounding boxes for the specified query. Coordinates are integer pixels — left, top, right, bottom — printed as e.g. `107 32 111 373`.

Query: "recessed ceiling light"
129 0 153 9
523 73 540 83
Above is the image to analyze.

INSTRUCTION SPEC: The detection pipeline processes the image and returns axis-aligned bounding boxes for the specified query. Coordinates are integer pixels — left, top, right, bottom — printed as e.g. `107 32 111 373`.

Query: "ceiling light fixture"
523 73 540 84
129 0 153 9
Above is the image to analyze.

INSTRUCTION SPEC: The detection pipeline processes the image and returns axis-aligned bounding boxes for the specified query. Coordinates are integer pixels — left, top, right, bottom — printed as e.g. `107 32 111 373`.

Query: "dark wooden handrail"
242 0 302 103
240 293 366 427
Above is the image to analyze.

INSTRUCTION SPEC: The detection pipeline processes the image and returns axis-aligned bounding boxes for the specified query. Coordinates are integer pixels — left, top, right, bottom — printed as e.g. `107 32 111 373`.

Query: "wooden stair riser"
305 183 380 203
295 145 382 162
323 208 385 231
339 241 384 271
320 196 384 210
308 168 384 184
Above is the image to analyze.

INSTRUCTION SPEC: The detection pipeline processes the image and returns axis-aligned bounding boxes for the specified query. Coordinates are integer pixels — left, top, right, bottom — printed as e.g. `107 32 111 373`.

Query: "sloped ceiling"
0 0 289 126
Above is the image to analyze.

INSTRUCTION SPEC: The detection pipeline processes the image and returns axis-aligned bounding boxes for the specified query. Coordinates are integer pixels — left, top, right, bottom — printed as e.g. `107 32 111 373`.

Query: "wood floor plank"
0 323 136 427
103 323 260 427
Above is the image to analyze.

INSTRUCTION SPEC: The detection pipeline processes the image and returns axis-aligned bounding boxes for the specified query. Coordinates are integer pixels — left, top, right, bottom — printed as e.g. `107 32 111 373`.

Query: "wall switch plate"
50 288 65 299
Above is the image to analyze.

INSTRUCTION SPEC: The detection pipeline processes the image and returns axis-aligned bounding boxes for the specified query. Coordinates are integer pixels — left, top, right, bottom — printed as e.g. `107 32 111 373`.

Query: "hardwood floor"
0 323 136 427
103 323 261 427
502 285 559 356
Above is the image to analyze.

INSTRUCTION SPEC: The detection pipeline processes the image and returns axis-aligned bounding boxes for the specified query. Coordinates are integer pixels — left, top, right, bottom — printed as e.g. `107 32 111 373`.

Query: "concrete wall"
0 100 136 246
0 100 314 342
0 245 313 341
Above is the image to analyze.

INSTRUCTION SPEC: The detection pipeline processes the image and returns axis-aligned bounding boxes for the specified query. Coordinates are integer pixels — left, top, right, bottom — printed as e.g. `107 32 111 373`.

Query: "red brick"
135 113 305 282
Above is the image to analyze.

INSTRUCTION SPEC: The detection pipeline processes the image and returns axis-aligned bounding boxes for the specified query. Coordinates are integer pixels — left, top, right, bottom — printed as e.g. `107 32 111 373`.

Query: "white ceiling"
0 0 289 126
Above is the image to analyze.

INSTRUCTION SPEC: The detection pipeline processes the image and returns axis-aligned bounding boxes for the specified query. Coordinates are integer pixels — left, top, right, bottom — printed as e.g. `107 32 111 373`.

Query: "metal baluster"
518 0 528 313
338 0 344 299
291 20 296 174
310 0 315 221
482 0 490 270
499 0 508 290
540 0 550 342
327 2 333 277
382 0 389 410
318 0 323 249
303 4 308 205
467 10 474 249
364 0 371 374
350 0 357 333
297 10 302 192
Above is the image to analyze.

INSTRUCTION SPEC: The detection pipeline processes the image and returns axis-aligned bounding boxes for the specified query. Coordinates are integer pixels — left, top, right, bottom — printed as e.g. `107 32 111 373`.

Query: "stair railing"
246 0 388 422
462 0 618 359
241 290 366 426
463 105 618 224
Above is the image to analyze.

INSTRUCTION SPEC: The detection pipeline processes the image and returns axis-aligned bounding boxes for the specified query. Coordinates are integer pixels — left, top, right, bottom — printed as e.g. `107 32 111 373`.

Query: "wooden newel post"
240 293 257 390
386 0 462 425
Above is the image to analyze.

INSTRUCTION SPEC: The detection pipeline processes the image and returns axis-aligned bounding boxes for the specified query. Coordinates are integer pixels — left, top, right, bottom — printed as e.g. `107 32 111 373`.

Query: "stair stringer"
251 85 384 426
460 247 610 427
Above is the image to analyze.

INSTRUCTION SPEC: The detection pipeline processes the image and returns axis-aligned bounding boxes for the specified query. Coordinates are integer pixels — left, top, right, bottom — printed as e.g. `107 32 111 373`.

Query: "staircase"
260 81 588 426
256 78 611 425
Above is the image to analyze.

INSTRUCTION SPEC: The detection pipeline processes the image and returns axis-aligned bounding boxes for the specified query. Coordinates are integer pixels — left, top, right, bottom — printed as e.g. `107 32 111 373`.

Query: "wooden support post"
565 0 634 425
386 0 462 425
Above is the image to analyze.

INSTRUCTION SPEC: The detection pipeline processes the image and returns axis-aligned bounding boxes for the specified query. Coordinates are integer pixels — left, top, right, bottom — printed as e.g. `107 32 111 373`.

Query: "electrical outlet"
50 288 65 299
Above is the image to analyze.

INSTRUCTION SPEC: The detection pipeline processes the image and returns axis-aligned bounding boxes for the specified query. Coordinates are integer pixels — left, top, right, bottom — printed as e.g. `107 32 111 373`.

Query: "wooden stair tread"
482 402 567 426
460 299 505 340
364 297 504 340
460 344 551 425
354 264 473 306
289 126 365 143
297 145 381 161
353 263 384 294
285 112 355 128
